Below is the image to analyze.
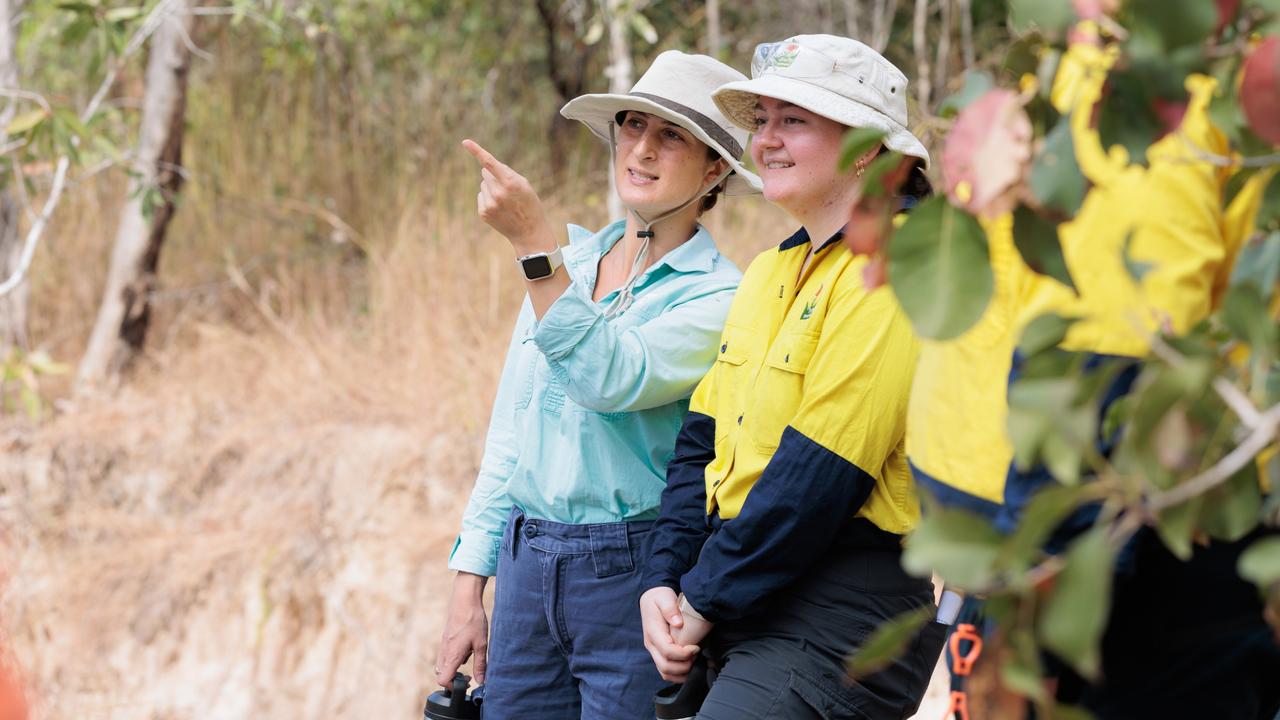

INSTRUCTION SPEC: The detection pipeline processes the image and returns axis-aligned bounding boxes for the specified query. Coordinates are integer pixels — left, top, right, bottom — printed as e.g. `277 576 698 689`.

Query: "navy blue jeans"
483 508 665 720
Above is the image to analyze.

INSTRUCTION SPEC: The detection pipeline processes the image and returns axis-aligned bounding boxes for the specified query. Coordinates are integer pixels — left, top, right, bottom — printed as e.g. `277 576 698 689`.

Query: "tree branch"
1147 404 1280 513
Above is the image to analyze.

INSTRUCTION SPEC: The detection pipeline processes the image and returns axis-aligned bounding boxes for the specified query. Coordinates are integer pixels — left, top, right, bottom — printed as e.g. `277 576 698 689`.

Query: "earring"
855 156 869 178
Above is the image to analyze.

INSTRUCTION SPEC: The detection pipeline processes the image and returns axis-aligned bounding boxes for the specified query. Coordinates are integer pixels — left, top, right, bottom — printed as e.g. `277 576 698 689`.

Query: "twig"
1148 333 1263 427
188 6 282 34
1177 129 1280 169
1147 404 1280 513
0 0 181 298
0 87 51 113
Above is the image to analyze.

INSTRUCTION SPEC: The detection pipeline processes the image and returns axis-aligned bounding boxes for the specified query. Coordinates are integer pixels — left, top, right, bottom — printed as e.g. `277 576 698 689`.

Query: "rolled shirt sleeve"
532 278 737 413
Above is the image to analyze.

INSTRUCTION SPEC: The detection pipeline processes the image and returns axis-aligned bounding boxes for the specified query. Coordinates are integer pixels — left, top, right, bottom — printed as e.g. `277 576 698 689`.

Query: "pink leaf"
940 89 1033 219
1242 36 1280 147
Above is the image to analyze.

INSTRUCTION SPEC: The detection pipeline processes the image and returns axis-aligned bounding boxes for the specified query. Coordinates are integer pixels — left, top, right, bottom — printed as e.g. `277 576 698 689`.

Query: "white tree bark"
707 0 721 59
870 0 900 52
913 0 932 112
604 0 631 222
77 0 194 390
0 0 28 352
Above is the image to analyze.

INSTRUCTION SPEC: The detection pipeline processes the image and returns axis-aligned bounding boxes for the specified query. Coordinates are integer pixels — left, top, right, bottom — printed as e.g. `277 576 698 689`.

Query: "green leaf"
1052 704 1097 720
1001 629 1048 703
1097 69 1161 167
845 606 933 678
1002 484 1088 571
1037 526 1115 680
629 12 657 44
1221 282 1276 363
5 109 47 136
1238 536 1280 587
1155 500 1199 559
937 70 995 119
1018 314 1078 358
1230 231 1280 292
1124 0 1217 53
1013 205 1077 291
903 509 1005 590
838 127 887 171
1028 118 1087 217
888 196 993 340
1198 463 1262 543
1008 0 1075 35
104 6 145 22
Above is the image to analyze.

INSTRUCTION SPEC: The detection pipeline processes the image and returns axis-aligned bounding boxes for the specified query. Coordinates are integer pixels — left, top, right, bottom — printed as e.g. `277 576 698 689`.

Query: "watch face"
523 255 553 279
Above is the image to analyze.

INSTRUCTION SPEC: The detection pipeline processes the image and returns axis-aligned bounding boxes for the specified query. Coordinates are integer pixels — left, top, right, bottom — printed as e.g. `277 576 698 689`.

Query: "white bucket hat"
560 50 762 195
713 34 930 167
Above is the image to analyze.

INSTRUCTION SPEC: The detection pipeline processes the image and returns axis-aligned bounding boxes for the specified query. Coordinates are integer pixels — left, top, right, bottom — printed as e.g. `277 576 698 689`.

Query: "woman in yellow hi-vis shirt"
639 35 946 719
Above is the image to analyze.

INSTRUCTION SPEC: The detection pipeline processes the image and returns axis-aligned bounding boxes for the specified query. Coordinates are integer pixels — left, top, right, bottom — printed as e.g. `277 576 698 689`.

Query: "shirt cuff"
531 281 601 361
447 530 501 577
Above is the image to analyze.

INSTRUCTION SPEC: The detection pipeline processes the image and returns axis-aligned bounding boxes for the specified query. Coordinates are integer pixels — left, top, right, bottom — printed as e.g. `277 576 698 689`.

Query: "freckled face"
749 97 854 214
614 111 722 217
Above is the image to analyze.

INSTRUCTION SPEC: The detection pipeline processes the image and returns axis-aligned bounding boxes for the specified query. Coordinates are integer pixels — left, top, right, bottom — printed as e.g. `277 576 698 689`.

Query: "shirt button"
713 479 721 487
784 353 790 363
737 414 743 425
720 343 728 353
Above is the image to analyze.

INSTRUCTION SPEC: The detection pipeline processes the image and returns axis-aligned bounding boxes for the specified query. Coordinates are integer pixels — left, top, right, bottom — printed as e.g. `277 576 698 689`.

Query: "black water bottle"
653 657 713 720
424 673 483 720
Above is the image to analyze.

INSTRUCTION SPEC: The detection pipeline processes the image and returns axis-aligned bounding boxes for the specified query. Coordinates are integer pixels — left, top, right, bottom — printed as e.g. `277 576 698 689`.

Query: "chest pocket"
749 330 820 452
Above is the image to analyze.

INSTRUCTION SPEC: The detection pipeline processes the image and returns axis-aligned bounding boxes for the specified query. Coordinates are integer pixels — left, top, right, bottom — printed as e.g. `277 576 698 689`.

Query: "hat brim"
561 93 762 196
713 76 930 168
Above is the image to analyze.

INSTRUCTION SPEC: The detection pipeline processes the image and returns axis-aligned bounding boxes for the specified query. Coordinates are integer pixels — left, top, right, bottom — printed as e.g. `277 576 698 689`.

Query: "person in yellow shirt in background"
909 19 1280 718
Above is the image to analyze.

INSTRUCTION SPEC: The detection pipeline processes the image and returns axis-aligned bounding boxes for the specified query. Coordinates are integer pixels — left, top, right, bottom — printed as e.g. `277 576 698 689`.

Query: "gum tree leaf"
888 195 993 340
1002 484 1088 571
5 109 46 136
839 127 887 171
1037 526 1115 680
1018 313 1078 357
1241 37 1280 146
1125 0 1217 53
1199 463 1262 542
938 70 995 118
1230 230 1280 291
903 509 1005 590
1013 205 1077 291
1028 118 1087 217
1238 536 1280 587
941 89 1034 219
1221 281 1277 364
846 606 933 678
1009 0 1075 35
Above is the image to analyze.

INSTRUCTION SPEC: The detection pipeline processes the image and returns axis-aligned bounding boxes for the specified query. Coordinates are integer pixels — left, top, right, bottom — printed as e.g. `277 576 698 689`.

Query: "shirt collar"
778 226 846 253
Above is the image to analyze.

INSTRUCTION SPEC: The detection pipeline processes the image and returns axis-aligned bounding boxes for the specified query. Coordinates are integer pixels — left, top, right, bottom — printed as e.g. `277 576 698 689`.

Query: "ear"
704 157 729 184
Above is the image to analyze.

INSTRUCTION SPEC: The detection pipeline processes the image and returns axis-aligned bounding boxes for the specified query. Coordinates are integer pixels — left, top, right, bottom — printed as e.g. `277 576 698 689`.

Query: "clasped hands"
639 586 714 683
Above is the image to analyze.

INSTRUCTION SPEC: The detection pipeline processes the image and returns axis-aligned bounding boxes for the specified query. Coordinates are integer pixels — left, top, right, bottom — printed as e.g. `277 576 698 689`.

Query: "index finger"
461 139 510 175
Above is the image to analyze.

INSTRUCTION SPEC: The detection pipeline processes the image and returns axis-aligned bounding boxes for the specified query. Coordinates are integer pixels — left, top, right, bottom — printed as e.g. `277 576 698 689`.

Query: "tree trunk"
534 0 591 178
604 0 631 222
77 0 194 390
0 0 28 353
913 0 932 112
707 0 722 59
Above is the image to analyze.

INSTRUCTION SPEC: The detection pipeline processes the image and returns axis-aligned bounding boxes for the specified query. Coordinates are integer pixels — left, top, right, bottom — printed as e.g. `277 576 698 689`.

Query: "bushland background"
0 1 1018 717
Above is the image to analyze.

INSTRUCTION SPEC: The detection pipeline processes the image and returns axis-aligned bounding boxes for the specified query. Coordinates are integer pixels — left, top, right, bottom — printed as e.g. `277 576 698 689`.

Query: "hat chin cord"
602 120 733 319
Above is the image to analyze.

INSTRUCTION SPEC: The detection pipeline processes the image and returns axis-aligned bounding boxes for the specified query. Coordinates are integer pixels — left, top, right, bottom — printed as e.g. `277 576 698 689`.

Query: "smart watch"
516 246 564 281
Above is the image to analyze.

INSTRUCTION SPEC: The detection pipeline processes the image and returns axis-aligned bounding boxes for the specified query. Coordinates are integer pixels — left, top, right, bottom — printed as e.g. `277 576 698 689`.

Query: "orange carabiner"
945 689 971 720
948 623 983 677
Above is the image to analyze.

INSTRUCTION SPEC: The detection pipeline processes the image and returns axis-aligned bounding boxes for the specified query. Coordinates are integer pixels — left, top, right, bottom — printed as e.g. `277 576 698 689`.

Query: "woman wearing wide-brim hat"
641 35 944 719
436 51 760 719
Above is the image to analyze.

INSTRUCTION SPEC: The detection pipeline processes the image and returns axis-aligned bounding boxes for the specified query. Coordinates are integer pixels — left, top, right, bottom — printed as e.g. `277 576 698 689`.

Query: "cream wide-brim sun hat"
561 51 762 196
713 34 930 168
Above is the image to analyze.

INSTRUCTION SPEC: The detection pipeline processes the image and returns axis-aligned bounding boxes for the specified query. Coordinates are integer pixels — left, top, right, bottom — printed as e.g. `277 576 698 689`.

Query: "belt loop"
507 508 526 558
588 522 635 579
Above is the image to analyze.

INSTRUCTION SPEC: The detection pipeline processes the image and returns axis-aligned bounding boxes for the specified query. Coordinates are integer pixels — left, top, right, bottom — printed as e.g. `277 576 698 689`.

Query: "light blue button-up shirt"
449 220 742 576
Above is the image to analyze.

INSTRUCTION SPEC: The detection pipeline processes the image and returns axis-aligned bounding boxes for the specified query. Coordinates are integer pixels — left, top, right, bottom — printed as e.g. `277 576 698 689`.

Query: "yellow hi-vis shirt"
907 215 1031 513
691 230 921 534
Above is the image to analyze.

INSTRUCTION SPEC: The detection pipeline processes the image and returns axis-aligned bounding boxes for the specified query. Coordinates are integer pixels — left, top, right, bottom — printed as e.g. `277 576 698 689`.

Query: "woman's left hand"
462 139 557 255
